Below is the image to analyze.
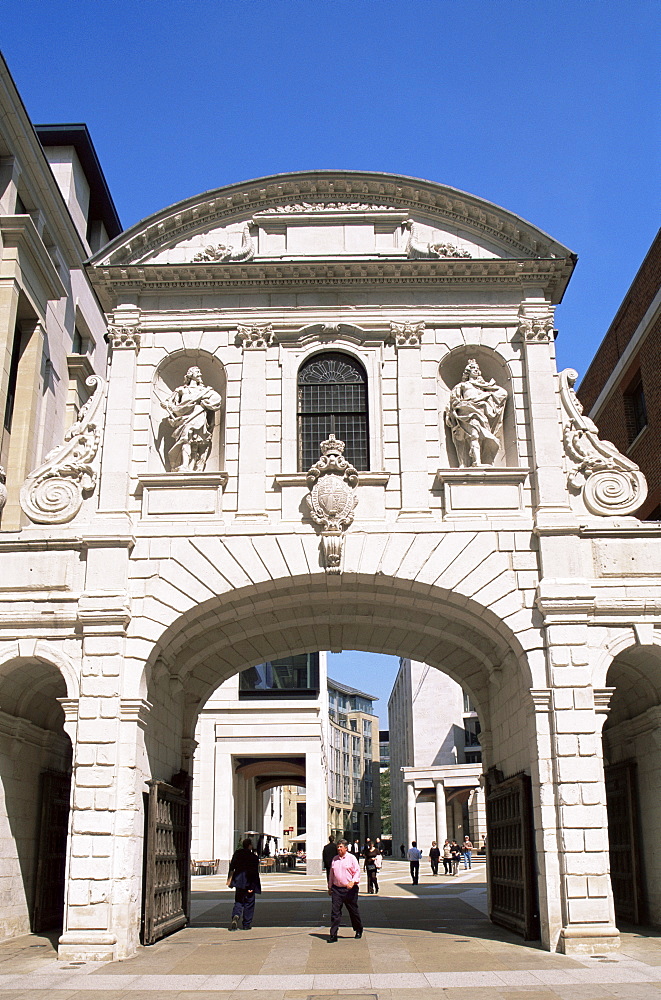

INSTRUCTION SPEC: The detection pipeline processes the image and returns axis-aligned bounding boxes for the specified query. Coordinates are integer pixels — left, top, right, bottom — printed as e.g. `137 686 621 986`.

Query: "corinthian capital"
237 324 274 350
517 306 555 342
390 320 425 347
107 324 141 350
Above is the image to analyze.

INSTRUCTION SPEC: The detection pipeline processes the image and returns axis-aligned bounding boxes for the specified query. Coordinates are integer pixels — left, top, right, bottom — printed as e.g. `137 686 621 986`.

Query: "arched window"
297 352 369 471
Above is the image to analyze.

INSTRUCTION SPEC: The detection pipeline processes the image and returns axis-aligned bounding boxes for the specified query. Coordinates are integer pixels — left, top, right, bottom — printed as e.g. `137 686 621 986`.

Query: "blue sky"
3 0 658 721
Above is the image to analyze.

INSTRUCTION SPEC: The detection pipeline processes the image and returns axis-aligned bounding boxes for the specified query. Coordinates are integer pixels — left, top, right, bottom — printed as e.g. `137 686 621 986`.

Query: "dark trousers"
443 858 452 874
430 858 439 875
231 888 256 928
330 884 362 936
366 868 379 894
410 861 419 884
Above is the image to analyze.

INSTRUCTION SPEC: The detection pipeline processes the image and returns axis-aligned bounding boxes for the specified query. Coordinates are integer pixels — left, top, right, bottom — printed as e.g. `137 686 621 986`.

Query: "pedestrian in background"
226 837 261 930
442 839 452 875
462 835 474 869
408 841 422 884
450 840 461 876
429 841 440 875
322 834 338 877
364 838 379 894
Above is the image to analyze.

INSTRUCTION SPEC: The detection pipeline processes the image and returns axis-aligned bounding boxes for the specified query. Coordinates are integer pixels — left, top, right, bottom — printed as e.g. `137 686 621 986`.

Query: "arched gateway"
1 171 660 963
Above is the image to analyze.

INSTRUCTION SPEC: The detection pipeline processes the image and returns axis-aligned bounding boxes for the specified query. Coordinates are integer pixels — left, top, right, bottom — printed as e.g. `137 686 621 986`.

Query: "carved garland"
305 435 359 574
559 368 647 517
20 375 107 524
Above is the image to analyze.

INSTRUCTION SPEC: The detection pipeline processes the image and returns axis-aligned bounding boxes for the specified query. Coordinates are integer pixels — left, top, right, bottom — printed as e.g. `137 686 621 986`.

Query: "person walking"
429 841 440 875
363 839 379 894
462 836 474 870
328 839 363 942
322 834 338 877
407 841 423 884
399 843 406 858
450 840 462 876
226 837 261 930
442 839 452 875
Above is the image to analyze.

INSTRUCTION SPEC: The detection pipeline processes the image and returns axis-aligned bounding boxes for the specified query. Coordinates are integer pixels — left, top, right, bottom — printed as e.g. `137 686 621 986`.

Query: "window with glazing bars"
297 352 369 470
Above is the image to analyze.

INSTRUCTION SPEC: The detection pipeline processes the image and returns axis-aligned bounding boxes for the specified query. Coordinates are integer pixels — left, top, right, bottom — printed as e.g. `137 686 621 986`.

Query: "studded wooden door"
485 768 540 940
142 778 191 945
605 760 644 924
33 770 71 932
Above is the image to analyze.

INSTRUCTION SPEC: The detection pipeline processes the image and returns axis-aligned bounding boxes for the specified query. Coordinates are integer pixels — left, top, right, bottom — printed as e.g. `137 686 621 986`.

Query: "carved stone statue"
445 359 508 467
161 367 222 472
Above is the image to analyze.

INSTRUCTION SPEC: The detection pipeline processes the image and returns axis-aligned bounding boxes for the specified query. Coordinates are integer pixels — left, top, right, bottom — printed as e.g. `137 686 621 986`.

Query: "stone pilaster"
405 779 417 842
392 322 433 518
235 324 272 521
518 303 576 530
97 310 141 518
214 737 235 875
58 595 145 963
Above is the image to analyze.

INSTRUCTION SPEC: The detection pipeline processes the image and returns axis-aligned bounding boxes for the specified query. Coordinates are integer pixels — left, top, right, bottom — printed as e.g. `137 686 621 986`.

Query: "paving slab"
1 865 660 997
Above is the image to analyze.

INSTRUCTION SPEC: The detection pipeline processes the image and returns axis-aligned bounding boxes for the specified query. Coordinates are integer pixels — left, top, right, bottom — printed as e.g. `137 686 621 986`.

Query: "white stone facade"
0 167 660 963
389 658 485 854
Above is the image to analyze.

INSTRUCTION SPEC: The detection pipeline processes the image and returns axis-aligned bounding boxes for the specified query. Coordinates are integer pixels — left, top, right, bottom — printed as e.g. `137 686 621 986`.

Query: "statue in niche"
161 366 222 472
445 359 508 467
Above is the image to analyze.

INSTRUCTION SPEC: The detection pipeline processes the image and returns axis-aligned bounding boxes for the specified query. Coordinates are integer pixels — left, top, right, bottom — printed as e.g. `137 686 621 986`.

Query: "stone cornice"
89 257 574 311
1 215 67 304
89 171 575 269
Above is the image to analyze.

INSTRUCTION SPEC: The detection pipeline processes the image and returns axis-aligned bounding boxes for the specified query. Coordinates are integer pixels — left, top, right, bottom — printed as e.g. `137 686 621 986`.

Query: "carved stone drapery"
193 225 255 263
159 367 223 473
107 325 141 350
20 375 106 524
236 324 274 350
305 435 358 574
390 321 425 348
559 368 647 516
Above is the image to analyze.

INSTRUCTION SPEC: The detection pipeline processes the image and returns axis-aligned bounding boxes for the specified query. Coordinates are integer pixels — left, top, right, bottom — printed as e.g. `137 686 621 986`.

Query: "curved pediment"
90 170 574 268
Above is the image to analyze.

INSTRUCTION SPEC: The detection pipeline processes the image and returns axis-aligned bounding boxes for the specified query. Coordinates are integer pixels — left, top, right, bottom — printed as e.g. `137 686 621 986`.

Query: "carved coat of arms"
306 435 359 573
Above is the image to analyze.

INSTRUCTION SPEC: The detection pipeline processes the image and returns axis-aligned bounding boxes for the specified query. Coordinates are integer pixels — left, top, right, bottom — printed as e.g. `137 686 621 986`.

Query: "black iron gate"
33 769 71 932
605 760 644 924
485 767 539 940
142 776 191 945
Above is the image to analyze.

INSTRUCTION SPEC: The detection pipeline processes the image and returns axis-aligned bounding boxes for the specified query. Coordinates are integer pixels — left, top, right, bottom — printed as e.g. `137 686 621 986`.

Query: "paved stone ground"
1 860 660 998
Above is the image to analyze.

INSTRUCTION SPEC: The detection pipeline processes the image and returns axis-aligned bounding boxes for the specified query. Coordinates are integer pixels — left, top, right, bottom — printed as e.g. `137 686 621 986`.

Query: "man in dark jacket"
322 835 338 877
226 838 261 930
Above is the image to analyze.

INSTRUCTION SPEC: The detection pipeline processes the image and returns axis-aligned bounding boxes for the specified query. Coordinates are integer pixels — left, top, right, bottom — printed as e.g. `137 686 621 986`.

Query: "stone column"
58 595 147 963
392 322 433 518
405 780 417 844
97 312 141 518
305 747 325 875
433 779 447 846
235 324 272 521
214 741 235 874
0 277 20 433
452 798 464 841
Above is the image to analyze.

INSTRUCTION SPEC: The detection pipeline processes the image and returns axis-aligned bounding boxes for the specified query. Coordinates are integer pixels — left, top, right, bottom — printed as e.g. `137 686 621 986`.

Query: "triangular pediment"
90 170 574 268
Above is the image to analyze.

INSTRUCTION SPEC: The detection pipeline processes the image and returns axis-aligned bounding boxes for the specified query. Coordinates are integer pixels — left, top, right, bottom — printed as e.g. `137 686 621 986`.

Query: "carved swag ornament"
20 375 107 524
559 368 647 516
306 435 359 574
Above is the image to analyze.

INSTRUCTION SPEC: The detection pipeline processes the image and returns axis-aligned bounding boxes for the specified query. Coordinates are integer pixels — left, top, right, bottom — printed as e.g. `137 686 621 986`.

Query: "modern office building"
326 677 380 845
389 659 485 854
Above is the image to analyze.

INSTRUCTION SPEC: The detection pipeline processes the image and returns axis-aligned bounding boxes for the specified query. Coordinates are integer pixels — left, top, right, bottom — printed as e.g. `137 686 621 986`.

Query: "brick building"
578 229 661 518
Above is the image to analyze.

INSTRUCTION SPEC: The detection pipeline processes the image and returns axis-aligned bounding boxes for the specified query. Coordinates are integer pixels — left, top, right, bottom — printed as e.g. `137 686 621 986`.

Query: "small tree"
380 767 391 836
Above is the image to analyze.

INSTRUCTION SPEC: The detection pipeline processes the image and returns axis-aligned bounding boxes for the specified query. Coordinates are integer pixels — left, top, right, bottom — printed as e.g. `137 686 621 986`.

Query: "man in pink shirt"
327 839 363 942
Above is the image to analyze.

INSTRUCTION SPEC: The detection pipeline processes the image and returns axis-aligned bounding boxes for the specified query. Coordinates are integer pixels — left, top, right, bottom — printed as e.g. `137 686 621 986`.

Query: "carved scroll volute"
305 435 359 574
559 368 647 517
20 375 107 524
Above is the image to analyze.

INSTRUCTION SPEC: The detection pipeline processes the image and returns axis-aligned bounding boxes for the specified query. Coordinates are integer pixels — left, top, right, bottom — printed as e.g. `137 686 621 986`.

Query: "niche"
150 351 226 473
438 346 517 468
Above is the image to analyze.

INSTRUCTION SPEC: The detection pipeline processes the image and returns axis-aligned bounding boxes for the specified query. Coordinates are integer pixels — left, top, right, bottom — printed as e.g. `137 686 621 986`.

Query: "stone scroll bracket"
559 368 647 517
305 434 358 574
